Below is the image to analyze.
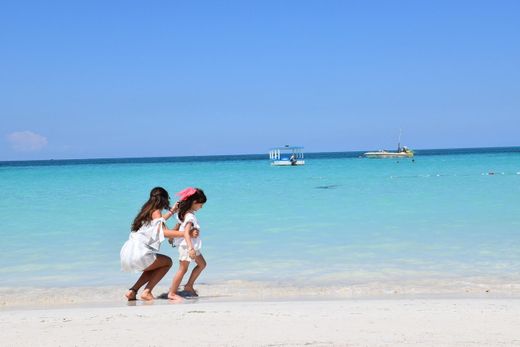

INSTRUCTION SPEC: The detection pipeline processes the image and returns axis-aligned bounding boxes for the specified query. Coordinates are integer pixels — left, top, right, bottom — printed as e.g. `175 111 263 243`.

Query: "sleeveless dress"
120 218 165 272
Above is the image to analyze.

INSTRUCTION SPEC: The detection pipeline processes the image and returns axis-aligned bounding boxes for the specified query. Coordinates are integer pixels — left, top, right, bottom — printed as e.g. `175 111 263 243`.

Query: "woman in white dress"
120 187 198 301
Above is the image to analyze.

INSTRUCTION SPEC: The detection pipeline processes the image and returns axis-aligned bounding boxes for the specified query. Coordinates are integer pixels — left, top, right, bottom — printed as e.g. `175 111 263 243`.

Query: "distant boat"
363 130 414 159
269 145 305 166
363 147 414 158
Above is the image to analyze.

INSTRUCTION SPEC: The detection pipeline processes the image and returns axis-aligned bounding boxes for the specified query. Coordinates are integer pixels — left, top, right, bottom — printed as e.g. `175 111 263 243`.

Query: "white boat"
269 145 305 166
363 130 414 159
363 147 414 158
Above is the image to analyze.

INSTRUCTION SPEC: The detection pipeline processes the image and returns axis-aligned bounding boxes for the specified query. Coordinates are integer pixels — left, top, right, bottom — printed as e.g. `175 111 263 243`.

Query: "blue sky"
1 0 519 160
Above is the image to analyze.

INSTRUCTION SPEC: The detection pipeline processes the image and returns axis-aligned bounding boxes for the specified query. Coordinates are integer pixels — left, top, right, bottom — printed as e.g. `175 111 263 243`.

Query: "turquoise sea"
1 147 519 288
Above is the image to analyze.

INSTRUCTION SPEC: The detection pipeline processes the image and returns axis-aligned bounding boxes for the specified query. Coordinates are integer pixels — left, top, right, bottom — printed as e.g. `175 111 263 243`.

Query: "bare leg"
125 288 138 301
184 254 206 296
126 254 172 301
168 261 190 302
126 272 152 300
142 256 173 301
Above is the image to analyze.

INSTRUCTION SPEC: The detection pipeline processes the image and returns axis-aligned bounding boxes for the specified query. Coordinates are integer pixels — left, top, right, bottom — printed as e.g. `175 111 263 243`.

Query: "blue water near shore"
0 147 519 287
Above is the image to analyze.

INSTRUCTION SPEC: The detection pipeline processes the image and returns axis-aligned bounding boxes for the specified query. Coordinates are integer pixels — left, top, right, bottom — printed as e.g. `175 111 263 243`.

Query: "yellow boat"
363 147 414 158
363 130 414 159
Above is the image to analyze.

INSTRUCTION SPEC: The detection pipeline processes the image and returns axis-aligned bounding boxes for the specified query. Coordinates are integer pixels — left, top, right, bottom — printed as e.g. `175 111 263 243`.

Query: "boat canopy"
269 146 304 151
269 145 305 164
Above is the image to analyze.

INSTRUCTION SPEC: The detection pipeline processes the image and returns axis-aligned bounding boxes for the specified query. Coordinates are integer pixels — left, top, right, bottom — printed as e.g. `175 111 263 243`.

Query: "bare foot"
183 286 198 297
125 288 137 301
167 293 184 303
140 289 155 301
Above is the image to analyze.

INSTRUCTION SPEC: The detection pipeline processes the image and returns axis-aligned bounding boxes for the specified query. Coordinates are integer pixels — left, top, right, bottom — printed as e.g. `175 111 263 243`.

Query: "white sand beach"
1 281 520 346
1 298 520 346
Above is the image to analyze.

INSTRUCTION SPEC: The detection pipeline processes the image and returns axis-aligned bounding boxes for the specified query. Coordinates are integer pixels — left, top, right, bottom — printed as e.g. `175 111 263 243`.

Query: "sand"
1 280 520 346
1 299 520 346
1 296 520 346
2 278 520 309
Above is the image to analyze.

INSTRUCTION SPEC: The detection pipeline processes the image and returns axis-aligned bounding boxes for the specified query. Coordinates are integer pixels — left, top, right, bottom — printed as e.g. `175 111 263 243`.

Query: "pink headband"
176 187 197 201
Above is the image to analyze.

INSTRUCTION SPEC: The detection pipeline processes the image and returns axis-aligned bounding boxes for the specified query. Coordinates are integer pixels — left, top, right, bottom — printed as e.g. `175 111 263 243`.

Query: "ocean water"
0 147 519 288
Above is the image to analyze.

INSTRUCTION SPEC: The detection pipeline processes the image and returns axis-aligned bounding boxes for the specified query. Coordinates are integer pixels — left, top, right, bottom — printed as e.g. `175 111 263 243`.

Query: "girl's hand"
188 249 196 259
190 228 200 238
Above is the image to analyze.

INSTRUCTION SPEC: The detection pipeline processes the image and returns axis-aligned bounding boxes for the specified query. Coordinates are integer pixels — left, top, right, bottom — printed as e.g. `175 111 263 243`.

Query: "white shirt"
174 212 202 251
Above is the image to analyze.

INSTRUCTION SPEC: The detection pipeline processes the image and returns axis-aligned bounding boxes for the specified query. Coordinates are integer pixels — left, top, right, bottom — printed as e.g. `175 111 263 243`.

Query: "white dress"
120 218 165 272
173 212 202 262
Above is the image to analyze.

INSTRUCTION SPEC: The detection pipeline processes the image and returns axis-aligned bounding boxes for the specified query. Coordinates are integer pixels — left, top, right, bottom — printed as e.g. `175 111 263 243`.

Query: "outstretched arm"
165 223 200 247
163 223 184 239
162 202 179 220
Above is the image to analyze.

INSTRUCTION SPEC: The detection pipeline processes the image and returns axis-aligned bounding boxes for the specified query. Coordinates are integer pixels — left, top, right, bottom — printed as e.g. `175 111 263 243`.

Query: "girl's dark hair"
178 188 207 222
131 187 171 231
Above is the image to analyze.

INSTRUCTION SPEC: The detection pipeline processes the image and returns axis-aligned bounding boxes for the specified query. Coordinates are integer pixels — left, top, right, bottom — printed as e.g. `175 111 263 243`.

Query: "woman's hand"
169 201 180 214
188 249 196 259
164 202 180 220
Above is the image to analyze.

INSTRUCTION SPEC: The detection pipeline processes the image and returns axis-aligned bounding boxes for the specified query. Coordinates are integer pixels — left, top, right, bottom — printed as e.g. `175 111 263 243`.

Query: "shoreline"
2 278 520 311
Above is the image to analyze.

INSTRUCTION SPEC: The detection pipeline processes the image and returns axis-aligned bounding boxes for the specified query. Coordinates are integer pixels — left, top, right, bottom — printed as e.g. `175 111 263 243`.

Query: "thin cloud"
6 131 48 152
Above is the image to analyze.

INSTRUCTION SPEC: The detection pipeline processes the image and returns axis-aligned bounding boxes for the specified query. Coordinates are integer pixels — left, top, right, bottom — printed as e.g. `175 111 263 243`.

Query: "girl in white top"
120 187 198 301
168 187 207 301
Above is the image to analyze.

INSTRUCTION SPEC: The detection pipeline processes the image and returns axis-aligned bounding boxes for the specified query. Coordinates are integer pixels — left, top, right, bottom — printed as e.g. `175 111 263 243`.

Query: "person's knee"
157 255 172 268
165 256 173 267
178 263 189 274
200 260 207 270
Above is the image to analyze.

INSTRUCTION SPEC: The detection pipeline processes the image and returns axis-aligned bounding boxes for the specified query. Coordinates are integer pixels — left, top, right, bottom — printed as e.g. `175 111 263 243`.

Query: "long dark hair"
178 188 207 222
131 187 171 231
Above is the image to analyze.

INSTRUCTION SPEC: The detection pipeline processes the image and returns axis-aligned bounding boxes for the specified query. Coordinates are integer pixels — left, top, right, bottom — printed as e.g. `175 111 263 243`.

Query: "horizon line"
1 145 519 164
